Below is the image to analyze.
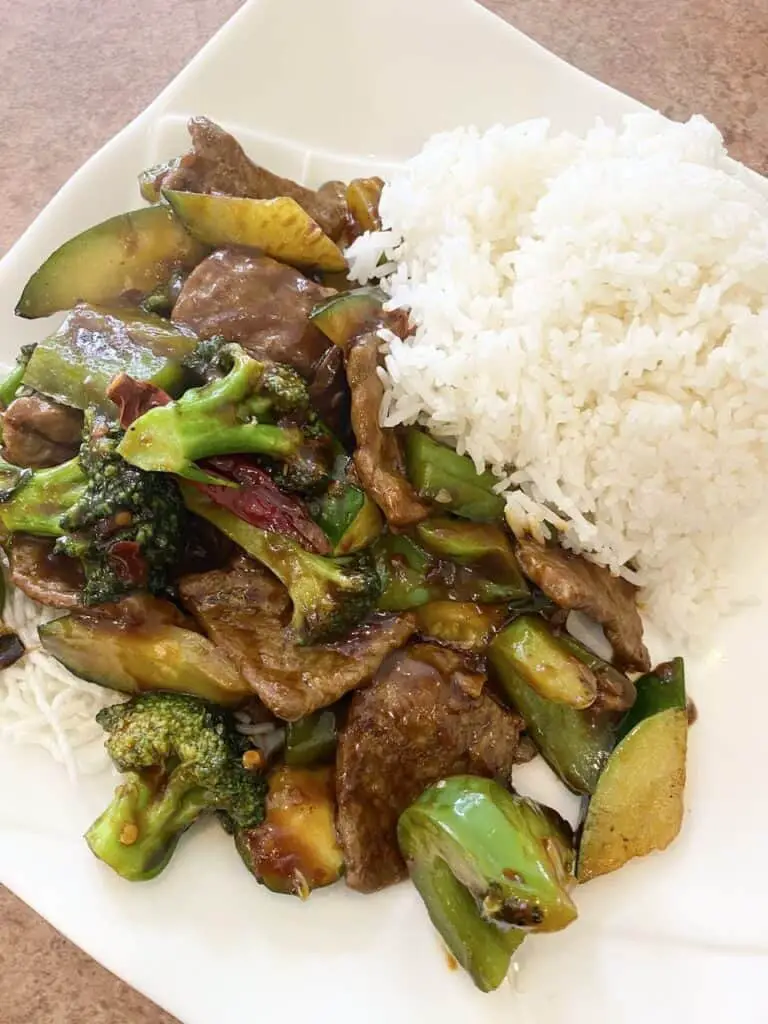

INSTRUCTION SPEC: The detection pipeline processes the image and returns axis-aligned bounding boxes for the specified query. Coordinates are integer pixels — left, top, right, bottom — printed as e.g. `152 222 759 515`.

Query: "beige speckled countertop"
1 1 766 1021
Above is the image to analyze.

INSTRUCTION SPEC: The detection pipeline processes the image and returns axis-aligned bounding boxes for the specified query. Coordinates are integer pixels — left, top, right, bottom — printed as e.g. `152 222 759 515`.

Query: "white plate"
1 0 767 1021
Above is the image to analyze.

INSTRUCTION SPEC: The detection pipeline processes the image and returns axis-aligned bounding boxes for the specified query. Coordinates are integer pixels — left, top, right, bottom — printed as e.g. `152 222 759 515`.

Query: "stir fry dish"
1 117 690 992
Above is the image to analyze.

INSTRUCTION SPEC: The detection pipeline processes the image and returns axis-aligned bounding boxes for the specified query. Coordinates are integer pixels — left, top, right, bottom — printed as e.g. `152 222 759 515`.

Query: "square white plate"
1 1 767 1021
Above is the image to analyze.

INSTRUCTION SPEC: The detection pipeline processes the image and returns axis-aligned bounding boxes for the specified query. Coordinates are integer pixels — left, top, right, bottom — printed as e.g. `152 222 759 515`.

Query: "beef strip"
346 332 430 528
2 395 82 468
172 250 335 378
159 117 348 239
8 535 192 626
516 537 650 672
179 559 416 720
9 536 85 608
336 644 526 893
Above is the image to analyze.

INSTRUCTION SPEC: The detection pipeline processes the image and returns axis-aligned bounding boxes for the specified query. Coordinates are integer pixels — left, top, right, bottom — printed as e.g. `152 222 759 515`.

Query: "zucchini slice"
39 615 251 706
163 191 346 272
577 708 687 881
577 660 688 881
16 205 207 319
235 765 344 896
309 287 386 347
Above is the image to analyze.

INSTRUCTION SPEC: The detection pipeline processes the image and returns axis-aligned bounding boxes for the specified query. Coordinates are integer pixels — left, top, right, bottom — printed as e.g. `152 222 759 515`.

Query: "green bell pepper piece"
398 776 576 992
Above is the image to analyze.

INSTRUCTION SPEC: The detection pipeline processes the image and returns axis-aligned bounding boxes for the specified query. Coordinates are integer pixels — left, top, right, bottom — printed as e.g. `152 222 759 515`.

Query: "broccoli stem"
182 483 380 643
0 344 35 409
85 771 207 881
119 405 301 481
183 481 310 585
116 344 306 483
0 458 86 537
86 693 267 881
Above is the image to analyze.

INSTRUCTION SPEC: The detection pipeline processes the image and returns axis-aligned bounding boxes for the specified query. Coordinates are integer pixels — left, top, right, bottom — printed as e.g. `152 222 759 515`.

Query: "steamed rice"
348 112 768 641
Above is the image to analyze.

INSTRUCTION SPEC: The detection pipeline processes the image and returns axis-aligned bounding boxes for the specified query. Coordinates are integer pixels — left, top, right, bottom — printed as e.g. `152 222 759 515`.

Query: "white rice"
348 112 768 642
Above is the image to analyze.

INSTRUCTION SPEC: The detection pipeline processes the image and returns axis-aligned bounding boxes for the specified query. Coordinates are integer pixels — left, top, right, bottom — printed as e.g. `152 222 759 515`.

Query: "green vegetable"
375 533 434 611
138 158 180 203
235 765 344 896
55 413 185 605
415 518 529 601
414 602 508 651
404 430 505 522
559 633 636 712
285 710 337 767
183 485 382 645
489 615 597 709
309 287 386 348
140 270 187 317
331 494 382 554
398 776 577 992
163 191 346 271
310 453 383 554
0 414 185 605
619 657 685 736
23 306 197 413
0 457 86 538
489 623 617 794
86 692 267 881
346 177 385 233
375 526 527 612
39 614 250 705
117 344 330 488
578 660 687 882
0 344 35 409
16 205 207 319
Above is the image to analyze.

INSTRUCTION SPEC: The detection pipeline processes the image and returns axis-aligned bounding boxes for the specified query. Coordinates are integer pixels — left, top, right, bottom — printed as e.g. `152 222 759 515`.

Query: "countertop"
1 0 766 1021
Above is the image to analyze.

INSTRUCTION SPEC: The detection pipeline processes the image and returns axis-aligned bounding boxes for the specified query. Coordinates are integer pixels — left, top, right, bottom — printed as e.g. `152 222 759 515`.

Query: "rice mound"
348 113 768 641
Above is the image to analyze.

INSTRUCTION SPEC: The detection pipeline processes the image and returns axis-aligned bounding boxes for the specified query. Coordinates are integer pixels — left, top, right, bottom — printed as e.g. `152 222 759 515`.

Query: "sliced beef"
9 536 85 608
159 117 348 239
516 538 650 672
2 396 82 468
179 559 416 720
9 536 192 626
172 250 335 378
346 333 430 528
336 644 526 893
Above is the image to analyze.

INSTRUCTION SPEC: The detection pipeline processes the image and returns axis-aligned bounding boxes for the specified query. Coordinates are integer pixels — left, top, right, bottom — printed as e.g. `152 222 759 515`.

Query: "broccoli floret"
282 545 381 643
260 363 310 416
85 693 267 881
264 437 335 496
183 484 382 644
181 335 228 383
117 344 332 489
256 364 334 494
55 412 185 603
0 413 185 605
